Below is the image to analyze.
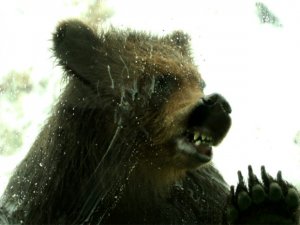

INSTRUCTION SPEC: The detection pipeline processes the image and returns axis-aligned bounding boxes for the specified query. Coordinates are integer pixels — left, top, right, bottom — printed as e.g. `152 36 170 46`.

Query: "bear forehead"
101 30 200 81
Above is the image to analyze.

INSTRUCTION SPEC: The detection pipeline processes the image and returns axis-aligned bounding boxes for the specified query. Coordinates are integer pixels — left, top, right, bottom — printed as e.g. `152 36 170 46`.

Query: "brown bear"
0 20 299 225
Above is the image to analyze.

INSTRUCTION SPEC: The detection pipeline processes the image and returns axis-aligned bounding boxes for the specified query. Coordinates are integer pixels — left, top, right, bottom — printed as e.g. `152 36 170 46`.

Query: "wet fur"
0 20 228 224
0 19 298 225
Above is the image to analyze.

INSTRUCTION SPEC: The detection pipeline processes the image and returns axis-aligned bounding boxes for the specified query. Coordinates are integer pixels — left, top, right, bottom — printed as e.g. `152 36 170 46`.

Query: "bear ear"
53 19 103 81
164 31 191 56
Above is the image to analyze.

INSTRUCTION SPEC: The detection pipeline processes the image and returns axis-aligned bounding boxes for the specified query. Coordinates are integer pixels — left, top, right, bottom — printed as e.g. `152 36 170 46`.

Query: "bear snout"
202 93 232 115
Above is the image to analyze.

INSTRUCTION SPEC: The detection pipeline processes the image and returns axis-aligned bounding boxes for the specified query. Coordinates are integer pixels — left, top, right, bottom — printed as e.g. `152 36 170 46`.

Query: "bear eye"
154 75 178 95
149 75 179 107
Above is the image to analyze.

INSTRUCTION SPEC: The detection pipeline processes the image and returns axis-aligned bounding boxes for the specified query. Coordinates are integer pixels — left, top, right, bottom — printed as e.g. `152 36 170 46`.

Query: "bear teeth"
195 140 201 146
192 131 213 145
194 131 201 141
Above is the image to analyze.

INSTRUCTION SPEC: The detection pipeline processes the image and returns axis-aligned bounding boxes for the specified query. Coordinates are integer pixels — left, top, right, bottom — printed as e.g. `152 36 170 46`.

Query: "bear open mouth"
185 129 213 157
175 128 214 164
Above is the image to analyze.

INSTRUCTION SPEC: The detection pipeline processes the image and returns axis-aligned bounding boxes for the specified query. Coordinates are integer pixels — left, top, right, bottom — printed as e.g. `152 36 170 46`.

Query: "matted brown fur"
0 20 232 224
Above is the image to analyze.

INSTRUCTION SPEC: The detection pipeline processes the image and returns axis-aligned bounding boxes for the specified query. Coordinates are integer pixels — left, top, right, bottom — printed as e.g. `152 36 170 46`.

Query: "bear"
0 19 299 225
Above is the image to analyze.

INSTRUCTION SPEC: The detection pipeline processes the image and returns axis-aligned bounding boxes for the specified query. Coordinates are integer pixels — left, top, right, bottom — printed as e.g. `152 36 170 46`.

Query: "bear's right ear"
164 31 191 56
53 20 103 82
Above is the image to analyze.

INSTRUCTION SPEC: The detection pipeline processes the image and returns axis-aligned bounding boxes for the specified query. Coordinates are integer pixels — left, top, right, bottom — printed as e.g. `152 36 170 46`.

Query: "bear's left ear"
164 31 191 56
53 19 103 82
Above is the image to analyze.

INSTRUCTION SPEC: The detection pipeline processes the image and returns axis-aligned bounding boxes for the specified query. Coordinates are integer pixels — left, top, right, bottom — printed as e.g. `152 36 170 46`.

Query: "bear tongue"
196 145 213 158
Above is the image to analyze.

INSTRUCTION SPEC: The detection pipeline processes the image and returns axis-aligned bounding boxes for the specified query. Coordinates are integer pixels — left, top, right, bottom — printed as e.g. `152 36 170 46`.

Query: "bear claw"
227 165 300 224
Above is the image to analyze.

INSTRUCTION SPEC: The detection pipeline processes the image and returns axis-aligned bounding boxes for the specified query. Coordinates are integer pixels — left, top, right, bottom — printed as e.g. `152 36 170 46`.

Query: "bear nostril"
221 100 232 114
202 93 232 114
203 94 218 106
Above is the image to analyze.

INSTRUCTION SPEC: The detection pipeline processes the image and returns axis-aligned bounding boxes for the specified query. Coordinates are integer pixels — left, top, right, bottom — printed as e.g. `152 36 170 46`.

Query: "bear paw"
227 165 300 224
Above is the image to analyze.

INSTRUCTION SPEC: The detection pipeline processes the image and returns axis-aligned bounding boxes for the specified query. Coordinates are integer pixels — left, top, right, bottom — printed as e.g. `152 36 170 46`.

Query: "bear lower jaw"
175 137 213 165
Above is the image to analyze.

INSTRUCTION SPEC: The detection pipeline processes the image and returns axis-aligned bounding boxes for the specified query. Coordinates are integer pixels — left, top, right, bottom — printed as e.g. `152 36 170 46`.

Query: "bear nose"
202 93 232 114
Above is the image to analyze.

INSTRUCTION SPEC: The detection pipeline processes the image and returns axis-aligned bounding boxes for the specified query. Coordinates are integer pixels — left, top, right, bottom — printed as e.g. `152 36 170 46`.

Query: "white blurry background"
0 0 300 196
